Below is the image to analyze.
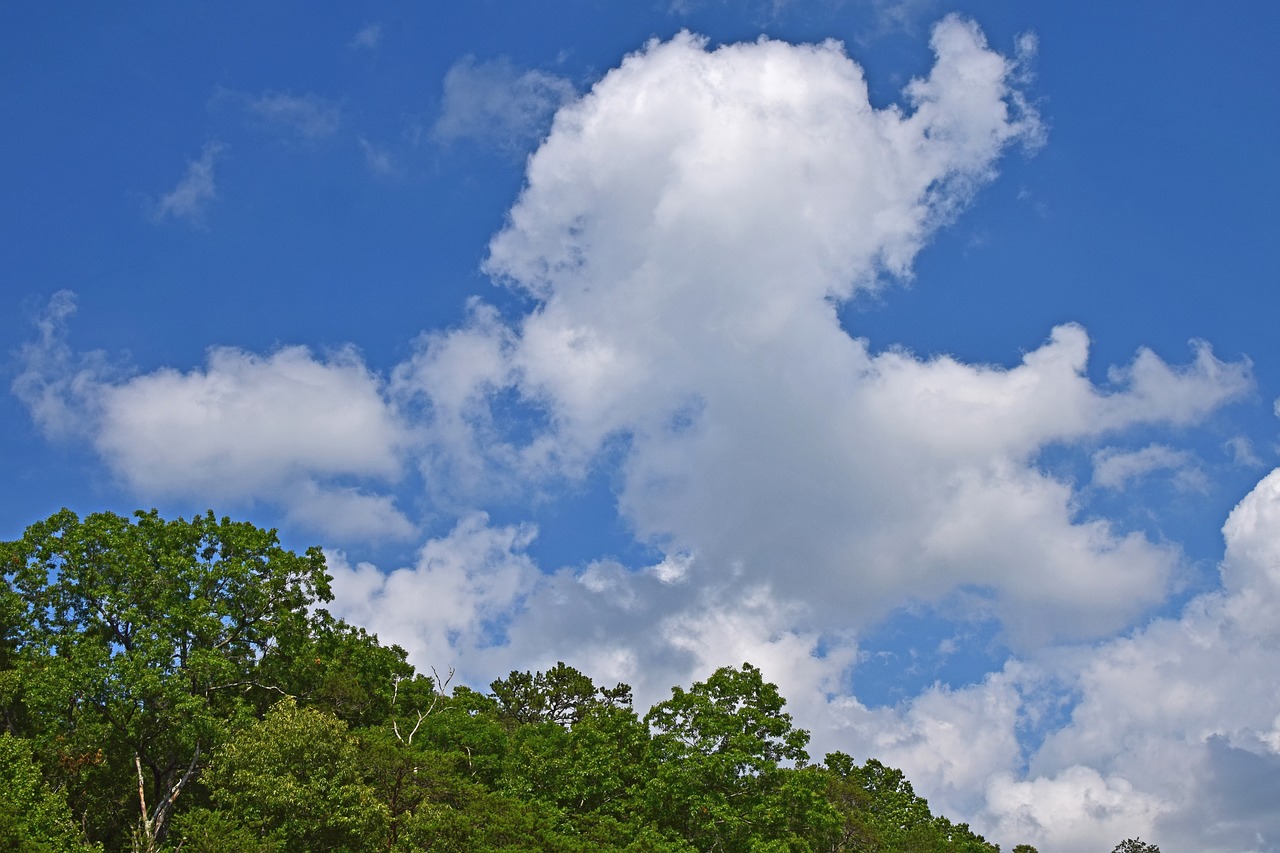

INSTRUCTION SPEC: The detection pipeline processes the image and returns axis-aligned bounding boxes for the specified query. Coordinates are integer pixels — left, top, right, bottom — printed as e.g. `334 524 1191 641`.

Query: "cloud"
240 91 342 139
152 141 225 225
403 20 1247 648
350 23 382 51
432 56 575 154
13 21 1274 848
10 291 111 439
14 300 414 539
359 137 397 176
1092 444 1206 492
1224 435 1264 468
808 468 1280 851
326 512 540 666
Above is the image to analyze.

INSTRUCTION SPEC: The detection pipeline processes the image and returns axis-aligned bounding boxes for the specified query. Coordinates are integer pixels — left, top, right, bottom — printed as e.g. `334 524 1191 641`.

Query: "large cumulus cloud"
395 18 1248 645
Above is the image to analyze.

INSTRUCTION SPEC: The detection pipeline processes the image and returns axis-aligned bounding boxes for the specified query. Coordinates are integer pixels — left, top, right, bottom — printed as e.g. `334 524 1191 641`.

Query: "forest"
1 509 1157 853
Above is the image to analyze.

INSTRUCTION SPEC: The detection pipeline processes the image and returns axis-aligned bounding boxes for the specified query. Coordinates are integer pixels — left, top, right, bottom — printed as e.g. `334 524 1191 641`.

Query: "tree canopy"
2 508 1138 851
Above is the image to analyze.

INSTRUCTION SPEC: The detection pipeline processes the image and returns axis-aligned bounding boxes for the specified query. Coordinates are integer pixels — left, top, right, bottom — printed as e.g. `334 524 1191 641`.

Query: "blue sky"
4 2 1280 850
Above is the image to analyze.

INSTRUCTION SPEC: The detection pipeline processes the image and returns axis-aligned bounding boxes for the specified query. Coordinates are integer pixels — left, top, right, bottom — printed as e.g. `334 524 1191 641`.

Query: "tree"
1112 840 1161 853
490 661 603 727
192 697 388 852
643 663 833 851
821 753 998 852
1 508 333 849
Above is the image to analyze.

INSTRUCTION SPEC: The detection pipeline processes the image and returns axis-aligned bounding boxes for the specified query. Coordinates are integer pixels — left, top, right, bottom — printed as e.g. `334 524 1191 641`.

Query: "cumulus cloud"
14 299 414 539
327 513 540 666
432 56 575 154
811 469 1280 851
401 20 1247 648
152 141 225 225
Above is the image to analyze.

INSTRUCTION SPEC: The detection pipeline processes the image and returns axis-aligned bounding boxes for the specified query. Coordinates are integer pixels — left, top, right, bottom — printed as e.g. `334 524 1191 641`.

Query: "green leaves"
491 661 611 727
820 754 999 853
195 698 388 853
0 733 100 852
642 663 830 852
1 508 1010 853
1 508 341 849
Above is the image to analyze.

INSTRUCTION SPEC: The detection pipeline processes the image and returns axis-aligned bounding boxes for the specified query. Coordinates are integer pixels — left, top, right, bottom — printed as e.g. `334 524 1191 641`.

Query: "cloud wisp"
151 142 226 225
432 56 576 155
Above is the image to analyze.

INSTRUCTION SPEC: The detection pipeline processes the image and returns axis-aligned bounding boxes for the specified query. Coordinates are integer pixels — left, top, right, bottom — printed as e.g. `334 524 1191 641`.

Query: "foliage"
1112 840 1161 853
0 733 100 852
195 698 388 852
643 662 837 851
2 508 1031 853
0 509 394 851
819 753 998 853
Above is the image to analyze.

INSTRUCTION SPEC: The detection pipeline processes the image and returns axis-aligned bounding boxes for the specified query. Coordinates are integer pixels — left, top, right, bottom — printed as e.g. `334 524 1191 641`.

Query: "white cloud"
240 91 342 139
820 469 1280 851
406 20 1246 648
10 291 112 439
152 141 225 225
432 56 575 154
14 303 414 539
359 137 397 176
1093 444 1206 492
1224 435 1264 467
350 22 382 51
361 25 1263 847
326 512 539 667
94 346 405 492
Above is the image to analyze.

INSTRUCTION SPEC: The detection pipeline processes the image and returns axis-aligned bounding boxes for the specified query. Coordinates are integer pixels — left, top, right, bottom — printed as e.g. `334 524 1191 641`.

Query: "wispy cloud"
11 291 112 437
433 56 575 155
151 141 225 226
1092 444 1208 491
359 136 397 176
1224 435 1263 467
242 91 342 139
350 22 382 51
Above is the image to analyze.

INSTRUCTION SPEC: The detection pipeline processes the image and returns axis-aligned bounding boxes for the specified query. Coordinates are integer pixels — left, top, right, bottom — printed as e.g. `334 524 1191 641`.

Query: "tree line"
1 509 1158 852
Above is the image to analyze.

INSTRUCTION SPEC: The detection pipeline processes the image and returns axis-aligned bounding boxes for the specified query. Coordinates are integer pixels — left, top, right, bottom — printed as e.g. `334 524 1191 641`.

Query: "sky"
3 1 1279 849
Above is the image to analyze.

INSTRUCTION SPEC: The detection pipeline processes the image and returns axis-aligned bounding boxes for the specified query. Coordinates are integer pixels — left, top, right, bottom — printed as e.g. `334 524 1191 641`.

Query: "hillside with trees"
1 509 1155 852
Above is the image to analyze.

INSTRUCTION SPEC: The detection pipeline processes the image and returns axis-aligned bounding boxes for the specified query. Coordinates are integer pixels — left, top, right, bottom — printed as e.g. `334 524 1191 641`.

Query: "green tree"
1 509 332 849
820 753 997 853
194 697 388 852
643 663 834 851
490 661 602 727
1112 840 1160 853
